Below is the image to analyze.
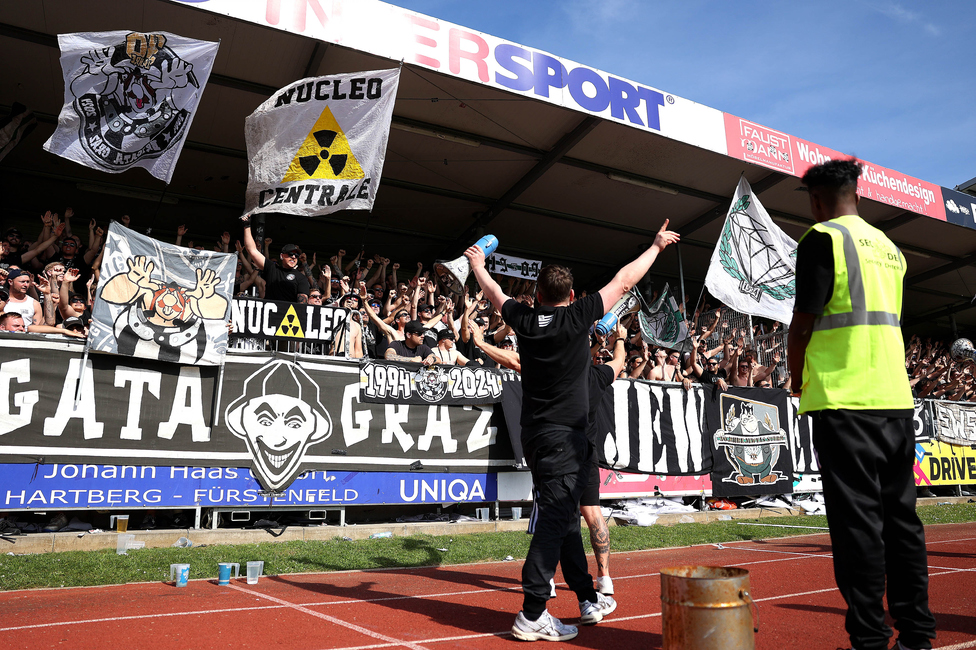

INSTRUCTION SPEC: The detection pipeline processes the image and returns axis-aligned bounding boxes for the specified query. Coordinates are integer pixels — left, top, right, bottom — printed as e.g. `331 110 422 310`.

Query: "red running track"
1 522 974 649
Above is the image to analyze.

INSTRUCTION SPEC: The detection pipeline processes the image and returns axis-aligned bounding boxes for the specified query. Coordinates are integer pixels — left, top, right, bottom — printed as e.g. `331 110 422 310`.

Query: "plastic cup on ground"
218 562 240 585
246 561 263 585
511 507 522 521
116 534 134 555
110 515 129 533
170 563 190 587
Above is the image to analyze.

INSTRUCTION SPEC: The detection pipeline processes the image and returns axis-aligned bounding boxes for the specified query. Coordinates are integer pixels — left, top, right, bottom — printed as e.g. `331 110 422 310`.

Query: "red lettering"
449 28 489 82
410 15 440 69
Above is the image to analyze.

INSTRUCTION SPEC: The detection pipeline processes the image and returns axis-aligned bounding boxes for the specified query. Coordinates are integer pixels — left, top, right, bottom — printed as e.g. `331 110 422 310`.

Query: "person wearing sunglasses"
239 215 309 303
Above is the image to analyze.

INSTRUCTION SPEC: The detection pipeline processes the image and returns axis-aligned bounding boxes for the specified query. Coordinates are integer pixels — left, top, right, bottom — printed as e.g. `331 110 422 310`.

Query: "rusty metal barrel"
660 566 757 650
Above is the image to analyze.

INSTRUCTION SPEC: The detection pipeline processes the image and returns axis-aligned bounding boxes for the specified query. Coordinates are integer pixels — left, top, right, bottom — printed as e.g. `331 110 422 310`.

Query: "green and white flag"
705 176 796 323
638 284 691 351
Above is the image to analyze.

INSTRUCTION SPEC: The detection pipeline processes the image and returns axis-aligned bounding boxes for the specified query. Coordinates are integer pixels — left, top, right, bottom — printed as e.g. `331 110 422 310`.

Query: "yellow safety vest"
798 214 913 413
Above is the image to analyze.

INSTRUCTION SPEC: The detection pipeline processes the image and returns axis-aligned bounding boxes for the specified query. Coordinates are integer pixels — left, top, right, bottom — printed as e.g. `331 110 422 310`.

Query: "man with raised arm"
465 220 678 642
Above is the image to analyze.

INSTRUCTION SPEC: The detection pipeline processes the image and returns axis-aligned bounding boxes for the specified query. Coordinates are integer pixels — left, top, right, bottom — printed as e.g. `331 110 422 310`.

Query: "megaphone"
594 288 641 337
434 235 499 295
951 338 976 364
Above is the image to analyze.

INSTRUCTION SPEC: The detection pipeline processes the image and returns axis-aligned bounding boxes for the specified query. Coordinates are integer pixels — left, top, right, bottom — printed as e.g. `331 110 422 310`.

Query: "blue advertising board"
0 464 496 510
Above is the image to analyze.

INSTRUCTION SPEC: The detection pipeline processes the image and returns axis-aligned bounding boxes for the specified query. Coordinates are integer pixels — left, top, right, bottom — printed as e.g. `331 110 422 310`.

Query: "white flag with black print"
243 68 400 217
705 176 797 323
43 31 218 183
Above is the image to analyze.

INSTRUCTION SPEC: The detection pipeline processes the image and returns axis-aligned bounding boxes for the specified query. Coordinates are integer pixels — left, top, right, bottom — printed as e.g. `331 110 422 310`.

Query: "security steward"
787 158 935 650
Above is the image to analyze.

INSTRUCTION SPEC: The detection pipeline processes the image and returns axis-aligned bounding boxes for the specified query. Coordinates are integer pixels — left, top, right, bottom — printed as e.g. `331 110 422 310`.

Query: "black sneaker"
141 514 156 530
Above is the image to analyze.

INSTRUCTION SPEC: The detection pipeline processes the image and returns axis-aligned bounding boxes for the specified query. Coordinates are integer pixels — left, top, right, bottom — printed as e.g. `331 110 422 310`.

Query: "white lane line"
228 584 428 650
936 640 976 650
0 604 285 632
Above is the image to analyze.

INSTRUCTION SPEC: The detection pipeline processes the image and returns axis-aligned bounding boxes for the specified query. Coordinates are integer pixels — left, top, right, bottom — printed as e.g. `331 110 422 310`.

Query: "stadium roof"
2 0 975 334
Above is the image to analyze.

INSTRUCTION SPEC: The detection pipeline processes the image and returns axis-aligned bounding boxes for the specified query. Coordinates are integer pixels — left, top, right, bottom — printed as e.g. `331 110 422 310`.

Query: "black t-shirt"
454 333 497 369
794 224 910 419
262 262 310 302
54 253 92 287
502 293 604 431
386 339 434 360
700 367 728 385
586 363 616 446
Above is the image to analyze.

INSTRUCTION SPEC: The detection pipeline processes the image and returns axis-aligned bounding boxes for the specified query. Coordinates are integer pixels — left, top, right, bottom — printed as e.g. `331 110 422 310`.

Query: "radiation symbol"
282 107 365 182
275 305 306 338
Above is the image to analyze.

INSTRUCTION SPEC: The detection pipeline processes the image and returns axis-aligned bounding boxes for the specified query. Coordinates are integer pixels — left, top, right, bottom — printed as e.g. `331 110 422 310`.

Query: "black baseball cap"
437 329 455 342
3 228 21 238
0 289 8 301
404 320 427 335
281 244 301 255
63 317 85 331
419 304 434 312
68 292 85 303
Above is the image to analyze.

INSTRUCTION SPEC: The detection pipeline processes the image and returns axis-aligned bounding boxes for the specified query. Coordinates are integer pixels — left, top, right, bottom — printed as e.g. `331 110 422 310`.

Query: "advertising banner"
0 463 495 510
941 186 976 230
914 441 976 487
929 400 976 447
598 469 711 498
0 337 513 494
360 360 503 406
231 297 348 344
723 113 944 220
44 30 218 183
167 0 728 155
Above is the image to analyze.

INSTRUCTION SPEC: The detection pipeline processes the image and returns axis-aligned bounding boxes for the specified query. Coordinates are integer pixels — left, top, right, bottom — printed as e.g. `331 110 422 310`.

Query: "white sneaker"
511 610 578 642
579 592 617 624
549 578 556 598
596 575 614 595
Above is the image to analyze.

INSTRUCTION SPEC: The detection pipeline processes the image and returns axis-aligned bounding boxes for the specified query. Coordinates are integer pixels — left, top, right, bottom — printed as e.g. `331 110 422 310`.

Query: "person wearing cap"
432 328 470 365
3 269 42 327
239 215 310 303
384 320 436 365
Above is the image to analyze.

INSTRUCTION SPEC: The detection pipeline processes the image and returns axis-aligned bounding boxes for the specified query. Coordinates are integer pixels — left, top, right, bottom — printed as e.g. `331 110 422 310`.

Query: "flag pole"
72 339 90 407
676 240 688 320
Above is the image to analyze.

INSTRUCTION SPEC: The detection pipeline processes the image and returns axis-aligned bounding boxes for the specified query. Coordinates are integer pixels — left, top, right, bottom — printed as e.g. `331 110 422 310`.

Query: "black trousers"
812 410 936 650
521 425 598 619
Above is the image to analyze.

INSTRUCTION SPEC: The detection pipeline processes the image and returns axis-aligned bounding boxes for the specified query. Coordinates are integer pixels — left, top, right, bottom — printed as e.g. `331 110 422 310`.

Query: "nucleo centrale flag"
243 69 400 217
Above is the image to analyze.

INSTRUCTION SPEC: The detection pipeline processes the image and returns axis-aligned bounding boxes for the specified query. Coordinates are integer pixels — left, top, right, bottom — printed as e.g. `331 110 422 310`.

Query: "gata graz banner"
0 336 512 493
231 297 348 344
359 359 504 406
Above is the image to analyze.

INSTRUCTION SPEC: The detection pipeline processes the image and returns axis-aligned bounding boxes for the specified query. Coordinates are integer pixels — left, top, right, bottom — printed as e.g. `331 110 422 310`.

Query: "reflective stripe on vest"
812 220 902 332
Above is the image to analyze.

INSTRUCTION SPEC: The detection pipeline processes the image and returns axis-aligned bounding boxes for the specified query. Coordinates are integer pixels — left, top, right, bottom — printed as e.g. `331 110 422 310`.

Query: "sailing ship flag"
243 69 400 217
43 31 218 183
705 176 797 323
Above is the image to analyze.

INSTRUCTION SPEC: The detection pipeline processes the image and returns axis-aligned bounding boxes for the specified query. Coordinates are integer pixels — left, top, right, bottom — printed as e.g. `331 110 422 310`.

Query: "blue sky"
389 1 976 189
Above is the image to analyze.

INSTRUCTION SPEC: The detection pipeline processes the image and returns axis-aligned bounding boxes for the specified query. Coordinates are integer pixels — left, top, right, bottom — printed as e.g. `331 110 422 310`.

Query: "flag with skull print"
43 30 218 183
88 222 236 366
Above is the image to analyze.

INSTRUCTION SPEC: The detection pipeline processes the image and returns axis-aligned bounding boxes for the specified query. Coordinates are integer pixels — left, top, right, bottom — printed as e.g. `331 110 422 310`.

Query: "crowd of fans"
1 210 974 402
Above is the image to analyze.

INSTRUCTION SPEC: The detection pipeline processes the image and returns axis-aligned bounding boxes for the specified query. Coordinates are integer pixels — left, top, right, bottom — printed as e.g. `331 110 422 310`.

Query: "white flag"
705 176 797 323
43 31 218 183
244 69 400 217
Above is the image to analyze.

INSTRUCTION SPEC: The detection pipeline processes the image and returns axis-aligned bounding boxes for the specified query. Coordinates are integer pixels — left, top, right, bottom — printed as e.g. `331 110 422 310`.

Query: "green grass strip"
1 503 973 592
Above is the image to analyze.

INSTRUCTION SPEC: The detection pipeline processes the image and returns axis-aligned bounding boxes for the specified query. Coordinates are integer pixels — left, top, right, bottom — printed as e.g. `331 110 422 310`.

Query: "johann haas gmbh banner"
43 30 218 183
244 68 400 217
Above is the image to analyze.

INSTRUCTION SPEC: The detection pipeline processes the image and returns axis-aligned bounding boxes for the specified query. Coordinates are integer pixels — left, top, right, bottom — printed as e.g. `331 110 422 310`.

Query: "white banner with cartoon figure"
244 68 400 217
43 30 218 183
88 222 235 366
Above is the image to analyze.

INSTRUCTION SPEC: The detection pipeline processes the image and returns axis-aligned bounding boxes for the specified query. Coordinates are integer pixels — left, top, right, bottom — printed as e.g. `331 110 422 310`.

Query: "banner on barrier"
0 463 496 510
929 400 976 446
706 386 794 497
231 298 348 344
486 253 541 281
914 441 976 487
360 360 503 406
0 338 514 493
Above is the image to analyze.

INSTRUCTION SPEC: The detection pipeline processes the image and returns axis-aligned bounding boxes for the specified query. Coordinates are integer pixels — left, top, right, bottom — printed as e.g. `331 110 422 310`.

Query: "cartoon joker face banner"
89 222 236 366
43 30 219 183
